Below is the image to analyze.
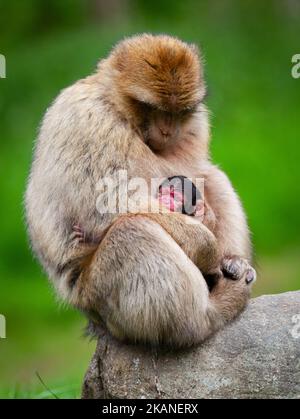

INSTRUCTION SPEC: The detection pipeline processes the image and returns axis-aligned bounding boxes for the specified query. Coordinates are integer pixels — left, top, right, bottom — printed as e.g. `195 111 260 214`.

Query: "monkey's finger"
70 231 84 242
221 257 241 280
245 268 257 285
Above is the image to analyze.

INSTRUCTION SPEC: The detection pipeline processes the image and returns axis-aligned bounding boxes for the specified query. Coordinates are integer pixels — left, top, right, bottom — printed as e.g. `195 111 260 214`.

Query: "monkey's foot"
221 256 256 284
204 268 223 292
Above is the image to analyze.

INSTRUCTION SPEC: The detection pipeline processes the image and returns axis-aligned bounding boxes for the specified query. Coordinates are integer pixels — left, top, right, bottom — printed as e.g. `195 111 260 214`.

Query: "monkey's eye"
181 109 191 116
141 102 156 112
130 98 156 114
178 108 194 118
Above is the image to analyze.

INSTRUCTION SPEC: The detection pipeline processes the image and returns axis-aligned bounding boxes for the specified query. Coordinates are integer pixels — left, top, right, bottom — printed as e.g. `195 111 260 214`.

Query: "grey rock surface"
82 291 300 399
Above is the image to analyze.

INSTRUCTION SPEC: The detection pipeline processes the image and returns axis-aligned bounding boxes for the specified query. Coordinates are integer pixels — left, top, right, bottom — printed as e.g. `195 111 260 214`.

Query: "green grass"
0 273 95 399
0 1 299 398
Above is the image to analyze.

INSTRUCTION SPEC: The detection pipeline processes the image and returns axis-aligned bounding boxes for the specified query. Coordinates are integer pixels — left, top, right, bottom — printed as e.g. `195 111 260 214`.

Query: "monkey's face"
109 34 207 150
138 104 195 151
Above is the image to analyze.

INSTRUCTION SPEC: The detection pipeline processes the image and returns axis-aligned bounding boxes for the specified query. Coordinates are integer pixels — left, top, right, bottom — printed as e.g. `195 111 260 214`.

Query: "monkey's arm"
74 211 221 277
205 165 251 259
204 165 256 282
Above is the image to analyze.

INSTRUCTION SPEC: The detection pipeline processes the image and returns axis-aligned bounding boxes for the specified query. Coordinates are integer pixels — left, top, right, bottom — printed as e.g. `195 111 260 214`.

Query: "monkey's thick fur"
26 34 255 347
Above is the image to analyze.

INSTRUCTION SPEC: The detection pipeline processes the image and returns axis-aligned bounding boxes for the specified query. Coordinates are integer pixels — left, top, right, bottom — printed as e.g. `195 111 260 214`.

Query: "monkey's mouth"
146 134 171 152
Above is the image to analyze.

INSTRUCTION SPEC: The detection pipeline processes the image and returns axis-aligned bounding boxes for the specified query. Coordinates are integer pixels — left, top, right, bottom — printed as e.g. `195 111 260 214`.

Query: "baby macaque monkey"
73 176 204 244
26 34 256 348
73 176 204 245
74 176 203 244
158 176 203 217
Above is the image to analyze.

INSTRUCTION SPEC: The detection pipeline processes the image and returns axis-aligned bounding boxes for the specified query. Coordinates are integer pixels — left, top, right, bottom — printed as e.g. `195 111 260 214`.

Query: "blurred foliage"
0 0 89 49
0 0 299 398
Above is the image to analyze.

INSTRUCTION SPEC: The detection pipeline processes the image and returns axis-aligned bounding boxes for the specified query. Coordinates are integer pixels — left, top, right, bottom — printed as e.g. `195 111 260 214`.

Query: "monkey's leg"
209 274 254 326
67 216 253 348
141 212 221 275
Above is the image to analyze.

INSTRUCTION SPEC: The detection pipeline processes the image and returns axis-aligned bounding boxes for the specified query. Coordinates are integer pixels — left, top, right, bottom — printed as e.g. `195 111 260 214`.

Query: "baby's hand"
194 200 205 220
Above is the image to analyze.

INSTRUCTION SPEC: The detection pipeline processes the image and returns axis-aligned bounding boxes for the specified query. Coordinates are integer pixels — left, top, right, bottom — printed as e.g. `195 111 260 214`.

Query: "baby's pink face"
158 185 184 212
158 185 205 218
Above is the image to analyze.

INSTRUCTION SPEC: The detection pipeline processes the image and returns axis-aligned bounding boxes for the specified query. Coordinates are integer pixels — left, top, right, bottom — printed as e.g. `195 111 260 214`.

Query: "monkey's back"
25 77 166 283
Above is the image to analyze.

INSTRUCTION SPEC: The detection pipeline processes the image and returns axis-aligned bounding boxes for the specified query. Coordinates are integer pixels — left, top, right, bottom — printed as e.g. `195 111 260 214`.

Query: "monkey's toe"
222 256 256 285
245 268 256 284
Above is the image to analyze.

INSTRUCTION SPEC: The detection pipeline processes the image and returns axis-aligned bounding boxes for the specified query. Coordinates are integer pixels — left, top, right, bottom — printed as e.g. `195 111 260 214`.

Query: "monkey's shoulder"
36 79 120 157
43 78 107 128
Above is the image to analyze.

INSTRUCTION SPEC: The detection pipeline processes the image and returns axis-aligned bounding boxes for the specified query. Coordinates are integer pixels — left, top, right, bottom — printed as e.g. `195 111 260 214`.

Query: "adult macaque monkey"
26 34 256 347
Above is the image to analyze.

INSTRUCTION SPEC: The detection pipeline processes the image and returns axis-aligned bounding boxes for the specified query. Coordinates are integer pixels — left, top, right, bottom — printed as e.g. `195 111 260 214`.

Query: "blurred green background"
0 0 299 399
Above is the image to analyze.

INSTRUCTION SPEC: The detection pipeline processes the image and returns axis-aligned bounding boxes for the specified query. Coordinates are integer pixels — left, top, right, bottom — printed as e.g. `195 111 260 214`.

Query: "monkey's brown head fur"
100 34 208 151
108 34 205 113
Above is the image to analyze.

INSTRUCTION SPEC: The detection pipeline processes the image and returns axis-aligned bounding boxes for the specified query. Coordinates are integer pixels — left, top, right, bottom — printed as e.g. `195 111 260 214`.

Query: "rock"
82 291 300 399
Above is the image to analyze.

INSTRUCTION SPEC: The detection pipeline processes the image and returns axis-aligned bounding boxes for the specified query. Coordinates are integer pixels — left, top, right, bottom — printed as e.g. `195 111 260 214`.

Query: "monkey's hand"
71 224 87 244
221 256 256 284
71 224 107 246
